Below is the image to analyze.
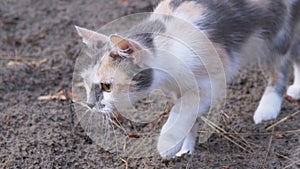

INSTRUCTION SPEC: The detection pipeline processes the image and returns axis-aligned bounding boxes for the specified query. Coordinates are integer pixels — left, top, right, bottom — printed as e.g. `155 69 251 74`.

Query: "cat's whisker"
110 111 128 136
72 103 88 114
103 112 120 156
103 113 110 146
74 101 92 110
105 112 117 147
84 109 93 136
101 111 107 144
75 108 93 134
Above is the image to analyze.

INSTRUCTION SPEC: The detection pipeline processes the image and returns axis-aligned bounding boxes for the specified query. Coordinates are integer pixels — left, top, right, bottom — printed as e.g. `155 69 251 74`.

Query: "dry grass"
266 110 300 130
200 116 255 154
199 109 300 168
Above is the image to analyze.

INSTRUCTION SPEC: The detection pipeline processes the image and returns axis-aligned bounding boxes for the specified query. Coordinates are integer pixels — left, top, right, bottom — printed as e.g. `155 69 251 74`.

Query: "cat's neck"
132 17 229 99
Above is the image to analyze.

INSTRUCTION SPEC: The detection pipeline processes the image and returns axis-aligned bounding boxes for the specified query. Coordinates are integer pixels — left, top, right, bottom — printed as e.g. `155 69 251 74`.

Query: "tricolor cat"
75 0 300 159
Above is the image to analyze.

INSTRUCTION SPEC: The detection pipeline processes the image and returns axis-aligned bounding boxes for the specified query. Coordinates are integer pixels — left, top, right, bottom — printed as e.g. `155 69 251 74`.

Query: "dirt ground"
0 0 299 168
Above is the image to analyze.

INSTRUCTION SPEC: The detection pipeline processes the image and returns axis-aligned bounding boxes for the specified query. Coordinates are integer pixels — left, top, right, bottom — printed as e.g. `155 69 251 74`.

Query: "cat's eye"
101 82 113 92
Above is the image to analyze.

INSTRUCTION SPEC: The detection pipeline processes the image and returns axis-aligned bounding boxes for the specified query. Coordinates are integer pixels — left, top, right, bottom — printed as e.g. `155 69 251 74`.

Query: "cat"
75 0 300 159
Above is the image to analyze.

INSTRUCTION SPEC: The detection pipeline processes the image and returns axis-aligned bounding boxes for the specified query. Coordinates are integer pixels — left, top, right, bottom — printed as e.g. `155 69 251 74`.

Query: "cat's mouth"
87 101 115 115
90 104 124 123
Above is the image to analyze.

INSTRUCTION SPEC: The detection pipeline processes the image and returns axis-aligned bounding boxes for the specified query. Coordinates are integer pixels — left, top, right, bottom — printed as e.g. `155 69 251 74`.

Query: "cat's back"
154 0 297 29
154 0 300 29
153 0 300 53
155 0 299 15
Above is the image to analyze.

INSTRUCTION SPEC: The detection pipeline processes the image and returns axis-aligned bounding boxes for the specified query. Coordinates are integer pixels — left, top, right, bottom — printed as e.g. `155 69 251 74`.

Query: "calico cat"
75 0 300 159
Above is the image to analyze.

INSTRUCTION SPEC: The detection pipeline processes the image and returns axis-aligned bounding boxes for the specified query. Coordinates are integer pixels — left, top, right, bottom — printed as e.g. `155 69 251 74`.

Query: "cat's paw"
175 149 191 157
158 131 196 158
157 138 183 159
175 133 195 157
287 85 300 100
253 92 282 124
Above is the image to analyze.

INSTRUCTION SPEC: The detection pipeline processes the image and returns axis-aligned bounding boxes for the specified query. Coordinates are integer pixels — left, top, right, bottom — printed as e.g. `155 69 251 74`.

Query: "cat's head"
75 26 154 115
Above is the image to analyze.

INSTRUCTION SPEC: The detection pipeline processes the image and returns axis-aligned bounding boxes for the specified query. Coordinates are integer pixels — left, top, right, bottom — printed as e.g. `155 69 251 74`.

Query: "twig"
221 110 255 152
125 110 167 158
123 102 171 158
272 151 300 169
227 126 255 152
201 116 254 153
221 110 230 119
119 156 129 169
266 111 300 131
109 118 127 134
272 151 293 161
198 129 300 136
260 126 274 169
282 160 300 169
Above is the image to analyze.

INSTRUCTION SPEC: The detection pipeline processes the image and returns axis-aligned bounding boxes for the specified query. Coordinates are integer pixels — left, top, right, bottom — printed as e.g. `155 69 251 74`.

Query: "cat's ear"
75 25 108 49
109 34 145 64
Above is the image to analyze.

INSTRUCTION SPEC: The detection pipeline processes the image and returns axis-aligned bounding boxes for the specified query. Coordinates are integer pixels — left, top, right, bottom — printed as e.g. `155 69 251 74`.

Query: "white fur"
148 14 226 158
175 122 198 157
287 63 300 100
157 89 201 158
287 85 300 100
81 64 100 103
175 135 195 157
253 88 282 124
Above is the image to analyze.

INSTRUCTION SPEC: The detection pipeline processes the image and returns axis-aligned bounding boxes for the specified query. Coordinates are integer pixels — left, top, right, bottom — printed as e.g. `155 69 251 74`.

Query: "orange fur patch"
97 53 137 92
173 1 205 22
97 54 119 82
153 0 172 16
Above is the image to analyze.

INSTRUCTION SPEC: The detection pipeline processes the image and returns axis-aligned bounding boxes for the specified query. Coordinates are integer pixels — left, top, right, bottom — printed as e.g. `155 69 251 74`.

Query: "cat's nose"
87 103 95 109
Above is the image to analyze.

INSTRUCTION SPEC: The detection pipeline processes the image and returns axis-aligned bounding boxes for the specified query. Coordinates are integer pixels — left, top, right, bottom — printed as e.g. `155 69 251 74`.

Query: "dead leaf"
67 91 79 97
74 82 85 88
38 90 81 102
26 33 46 43
7 61 23 67
274 133 284 139
285 95 299 105
38 91 67 101
128 134 140 139
27 57 49 68
7 57 49 69
66 91 80 102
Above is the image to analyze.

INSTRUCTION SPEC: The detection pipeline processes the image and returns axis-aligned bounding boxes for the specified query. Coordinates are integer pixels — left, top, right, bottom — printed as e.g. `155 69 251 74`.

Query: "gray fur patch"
268 57 291 97
291 38 300 62
194 0 286 54
93 83 103 101
126 19 166 51
132 68 153 91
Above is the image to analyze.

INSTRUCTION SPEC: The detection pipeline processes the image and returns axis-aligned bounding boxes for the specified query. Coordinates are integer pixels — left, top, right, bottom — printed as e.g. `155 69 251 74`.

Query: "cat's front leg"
253 57 291 124
157 90 206 159
175 121 199 157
